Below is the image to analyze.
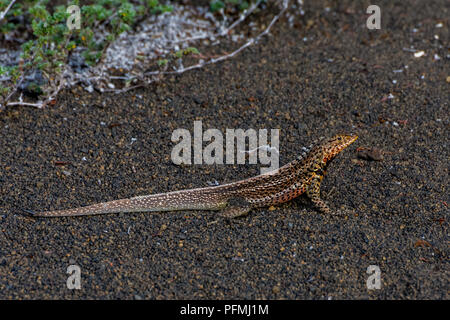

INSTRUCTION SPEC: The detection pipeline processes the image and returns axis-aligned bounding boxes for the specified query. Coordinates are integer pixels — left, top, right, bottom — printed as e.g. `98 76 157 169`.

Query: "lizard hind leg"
220 197 252 218
306 174 331 214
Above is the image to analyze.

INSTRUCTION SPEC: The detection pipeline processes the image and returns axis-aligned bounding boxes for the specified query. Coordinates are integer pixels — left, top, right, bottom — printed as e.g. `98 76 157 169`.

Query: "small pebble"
414 51 425 58
357 148 384 161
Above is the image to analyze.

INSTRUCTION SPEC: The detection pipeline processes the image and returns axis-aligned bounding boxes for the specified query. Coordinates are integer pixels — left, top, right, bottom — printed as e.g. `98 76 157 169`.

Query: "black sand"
0 0 448 299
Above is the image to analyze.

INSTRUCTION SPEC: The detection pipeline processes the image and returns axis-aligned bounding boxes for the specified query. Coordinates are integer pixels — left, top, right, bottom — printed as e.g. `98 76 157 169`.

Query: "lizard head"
297 134 358 171
321 134 358 163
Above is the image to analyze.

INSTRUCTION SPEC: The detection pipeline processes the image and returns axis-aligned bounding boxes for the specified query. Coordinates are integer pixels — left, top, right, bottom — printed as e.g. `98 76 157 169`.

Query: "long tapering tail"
29 187 229 217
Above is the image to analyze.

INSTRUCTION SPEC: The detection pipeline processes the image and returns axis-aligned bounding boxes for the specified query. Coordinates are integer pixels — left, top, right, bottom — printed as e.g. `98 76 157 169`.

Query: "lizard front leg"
306 173 331 214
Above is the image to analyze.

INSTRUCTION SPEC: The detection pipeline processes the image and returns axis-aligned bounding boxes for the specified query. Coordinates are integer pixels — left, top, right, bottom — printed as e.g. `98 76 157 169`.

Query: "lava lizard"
26 134 358 218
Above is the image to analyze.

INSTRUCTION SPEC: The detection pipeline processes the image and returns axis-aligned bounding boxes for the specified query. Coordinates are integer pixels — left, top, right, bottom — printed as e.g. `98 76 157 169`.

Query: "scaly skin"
27 134 357 218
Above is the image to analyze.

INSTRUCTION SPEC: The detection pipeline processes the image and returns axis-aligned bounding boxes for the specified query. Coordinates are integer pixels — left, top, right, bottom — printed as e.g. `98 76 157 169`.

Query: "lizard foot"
220 197 252 219
309 197 331 214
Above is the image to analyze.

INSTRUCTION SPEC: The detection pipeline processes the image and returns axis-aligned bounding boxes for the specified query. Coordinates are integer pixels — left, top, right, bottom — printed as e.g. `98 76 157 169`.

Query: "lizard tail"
30 187 228 217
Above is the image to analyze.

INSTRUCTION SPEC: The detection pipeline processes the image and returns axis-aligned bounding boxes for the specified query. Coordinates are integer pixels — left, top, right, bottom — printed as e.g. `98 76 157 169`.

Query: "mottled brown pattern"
31 134 357 218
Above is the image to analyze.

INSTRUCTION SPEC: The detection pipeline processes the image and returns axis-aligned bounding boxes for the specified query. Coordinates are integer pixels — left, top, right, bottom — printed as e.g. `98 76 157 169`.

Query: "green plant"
210 0 251 13
0 0 175 109
173 47 200 59
79 0 172 66
147 0 173 14
0 0 271 110
0 0 23 33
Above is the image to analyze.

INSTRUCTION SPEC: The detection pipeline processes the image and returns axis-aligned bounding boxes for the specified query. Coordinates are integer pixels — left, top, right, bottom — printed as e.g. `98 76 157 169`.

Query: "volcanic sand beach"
0 0 448 299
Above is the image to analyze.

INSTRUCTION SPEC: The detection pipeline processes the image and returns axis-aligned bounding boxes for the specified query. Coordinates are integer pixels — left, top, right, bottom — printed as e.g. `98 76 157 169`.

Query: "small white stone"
414 51 425 58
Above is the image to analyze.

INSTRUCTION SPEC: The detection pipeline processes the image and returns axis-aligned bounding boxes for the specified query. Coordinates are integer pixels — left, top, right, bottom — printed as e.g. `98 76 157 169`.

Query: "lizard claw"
220 197 252 219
